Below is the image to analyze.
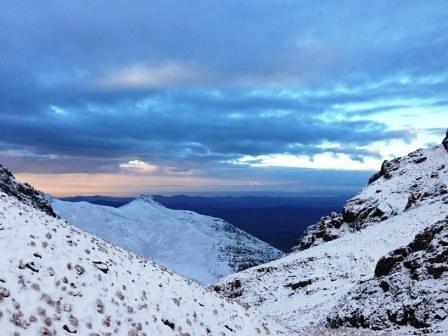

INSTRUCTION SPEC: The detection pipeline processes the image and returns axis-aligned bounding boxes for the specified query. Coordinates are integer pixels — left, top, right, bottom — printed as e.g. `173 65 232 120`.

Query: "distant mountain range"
52 195 283 284
61 194 350 251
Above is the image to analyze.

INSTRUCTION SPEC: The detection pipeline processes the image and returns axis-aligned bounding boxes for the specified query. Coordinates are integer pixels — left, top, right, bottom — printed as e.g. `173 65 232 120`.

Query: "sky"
0 1 447 196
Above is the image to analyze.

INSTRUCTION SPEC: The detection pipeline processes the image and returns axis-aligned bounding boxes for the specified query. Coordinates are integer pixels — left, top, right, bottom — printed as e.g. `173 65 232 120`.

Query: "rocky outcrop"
327 216 448 332
443 129 448 151
293 140 448 252
292 212 343 250
0 164 56 217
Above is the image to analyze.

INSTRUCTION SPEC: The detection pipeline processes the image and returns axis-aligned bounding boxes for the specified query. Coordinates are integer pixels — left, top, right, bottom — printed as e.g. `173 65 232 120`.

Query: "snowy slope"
327 215 448 333
294 145 447 251
53 196 283 284
0 191 285 335
214 143 448 333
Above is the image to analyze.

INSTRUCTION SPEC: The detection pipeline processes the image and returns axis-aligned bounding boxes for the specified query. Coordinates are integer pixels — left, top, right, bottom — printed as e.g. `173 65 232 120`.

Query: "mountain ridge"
214 140 448 334
293 143 448 251
53 194 284 284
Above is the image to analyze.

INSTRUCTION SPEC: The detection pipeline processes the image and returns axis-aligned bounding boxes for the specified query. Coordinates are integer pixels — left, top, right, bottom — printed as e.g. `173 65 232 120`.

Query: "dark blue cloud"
0 0 446 181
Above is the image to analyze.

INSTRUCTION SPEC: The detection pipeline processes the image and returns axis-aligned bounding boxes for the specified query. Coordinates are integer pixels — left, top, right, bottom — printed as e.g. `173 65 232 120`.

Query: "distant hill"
53 196 283 284
61 194 351 251
60 195 134 207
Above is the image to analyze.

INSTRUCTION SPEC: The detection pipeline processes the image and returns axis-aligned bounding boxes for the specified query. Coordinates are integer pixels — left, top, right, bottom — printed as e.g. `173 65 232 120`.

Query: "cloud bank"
0 1 447 194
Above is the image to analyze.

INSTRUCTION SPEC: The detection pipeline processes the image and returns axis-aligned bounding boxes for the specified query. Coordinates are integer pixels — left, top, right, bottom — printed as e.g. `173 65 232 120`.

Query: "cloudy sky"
1 1 447 196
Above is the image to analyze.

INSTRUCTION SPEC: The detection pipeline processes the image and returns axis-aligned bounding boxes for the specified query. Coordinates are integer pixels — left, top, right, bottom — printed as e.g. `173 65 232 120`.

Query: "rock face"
293 212 343 250
293 142 448 252
327 216 448 332
443 129 448 151
0 164 56 217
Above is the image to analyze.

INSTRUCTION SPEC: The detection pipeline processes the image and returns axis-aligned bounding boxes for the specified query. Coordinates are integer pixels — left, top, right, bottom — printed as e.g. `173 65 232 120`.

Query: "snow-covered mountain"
294 144 447 251
0 167 283 335
327 215 448 332
214 139 448 334
52 196 283 284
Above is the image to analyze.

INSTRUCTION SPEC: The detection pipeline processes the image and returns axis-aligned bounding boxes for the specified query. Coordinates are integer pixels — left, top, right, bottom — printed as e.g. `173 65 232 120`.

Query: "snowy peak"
0 164 56 217
53 195 284 284
294 143 448 251
124 195 165 209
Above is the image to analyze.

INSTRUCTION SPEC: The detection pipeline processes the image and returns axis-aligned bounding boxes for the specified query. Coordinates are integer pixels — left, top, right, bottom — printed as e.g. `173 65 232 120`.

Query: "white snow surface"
0 191 284 335
215 144 448 333
52 196 283 284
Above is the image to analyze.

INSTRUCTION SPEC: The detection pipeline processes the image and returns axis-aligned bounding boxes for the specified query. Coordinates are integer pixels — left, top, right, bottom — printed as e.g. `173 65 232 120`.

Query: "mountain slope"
214 142 448 333
0 190 283 335
294 145 447 251
327 215 448 332
53 196 283 284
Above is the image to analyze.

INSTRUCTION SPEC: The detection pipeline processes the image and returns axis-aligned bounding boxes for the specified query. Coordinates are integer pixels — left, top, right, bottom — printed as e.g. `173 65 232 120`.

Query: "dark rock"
368 160 391 184
0 164 57 217
63 325 77 333
213 278 244 298
413 157 427 164
74 264 85 276
19 261 40 273
292 213 344 251
0 286 10 299
431 171 439 178
225 325 234 332
443 129 448 151
374 248 407 277
162 319 175 330
379 281 389 292
426 265 448 279
285 279 313 290
92 261 109 274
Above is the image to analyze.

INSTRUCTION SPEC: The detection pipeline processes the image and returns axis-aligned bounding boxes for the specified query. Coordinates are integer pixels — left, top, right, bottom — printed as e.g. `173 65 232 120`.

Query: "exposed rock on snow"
214 142 448 333
327 216 448 332
0 164 56 217
293 143 448 252
443 129 448 151
0 191 283 335
53 195 283 284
